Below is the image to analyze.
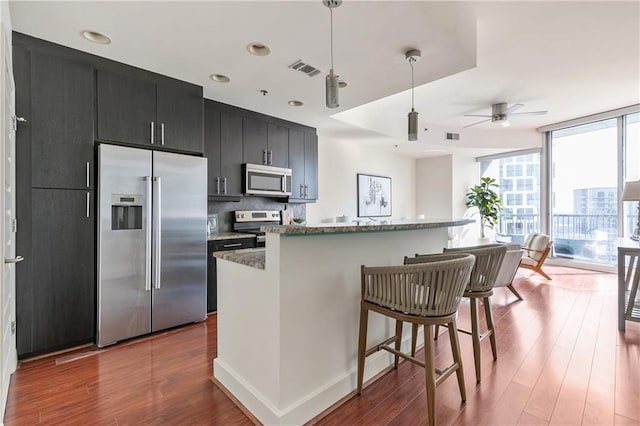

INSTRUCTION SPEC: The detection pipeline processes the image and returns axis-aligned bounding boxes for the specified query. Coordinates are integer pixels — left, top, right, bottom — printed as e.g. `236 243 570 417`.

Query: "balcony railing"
498 213 636 264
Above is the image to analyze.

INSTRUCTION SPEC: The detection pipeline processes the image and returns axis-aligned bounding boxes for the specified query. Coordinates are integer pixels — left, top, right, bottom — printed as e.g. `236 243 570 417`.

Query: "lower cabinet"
207 237 255 312
16 188 95 358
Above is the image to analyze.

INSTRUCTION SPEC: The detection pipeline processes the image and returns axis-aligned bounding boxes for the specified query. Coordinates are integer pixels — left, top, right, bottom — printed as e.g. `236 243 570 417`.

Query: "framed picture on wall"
357 173 392 217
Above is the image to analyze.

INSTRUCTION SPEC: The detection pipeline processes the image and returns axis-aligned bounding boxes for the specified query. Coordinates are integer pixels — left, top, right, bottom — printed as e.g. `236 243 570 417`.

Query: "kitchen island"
213 219 473 425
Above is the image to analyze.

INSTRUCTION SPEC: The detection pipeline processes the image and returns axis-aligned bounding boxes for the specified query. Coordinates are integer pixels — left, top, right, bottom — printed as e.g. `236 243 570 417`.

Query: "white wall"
415 153 480 244
452 154 481 244
306 135 416 224
415 155 453 219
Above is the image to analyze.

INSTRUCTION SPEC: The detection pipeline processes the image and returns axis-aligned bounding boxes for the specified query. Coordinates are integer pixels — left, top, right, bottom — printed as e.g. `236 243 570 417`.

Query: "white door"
1 25 18 417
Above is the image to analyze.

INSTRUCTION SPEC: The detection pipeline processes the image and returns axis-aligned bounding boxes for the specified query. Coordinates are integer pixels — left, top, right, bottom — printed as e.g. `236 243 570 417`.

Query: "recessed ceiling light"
210 74 230 83
246 42 271 56
338 81 348 88
80 30 111 45
288 100 304 107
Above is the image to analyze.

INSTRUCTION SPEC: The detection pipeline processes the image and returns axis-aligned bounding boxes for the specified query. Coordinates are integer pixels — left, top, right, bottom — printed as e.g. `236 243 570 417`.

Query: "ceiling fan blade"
510 110 548 117
463 114 492 118
504 103 524 114
463 118 492 128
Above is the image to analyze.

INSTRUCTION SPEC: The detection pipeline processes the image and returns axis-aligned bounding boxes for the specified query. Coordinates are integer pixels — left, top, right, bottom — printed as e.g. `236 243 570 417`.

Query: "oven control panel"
235 210 281 223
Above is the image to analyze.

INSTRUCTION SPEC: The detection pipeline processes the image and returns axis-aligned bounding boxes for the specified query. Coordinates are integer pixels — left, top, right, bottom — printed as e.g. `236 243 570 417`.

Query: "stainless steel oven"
233 210 282 247
244 163 292 197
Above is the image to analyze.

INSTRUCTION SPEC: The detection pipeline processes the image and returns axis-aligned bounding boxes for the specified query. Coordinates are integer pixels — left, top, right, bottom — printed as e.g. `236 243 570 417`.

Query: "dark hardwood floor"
5 266 640 425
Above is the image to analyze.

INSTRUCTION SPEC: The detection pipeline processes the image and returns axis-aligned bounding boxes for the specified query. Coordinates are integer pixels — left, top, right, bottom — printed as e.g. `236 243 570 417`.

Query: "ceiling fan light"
501 120 511 128
408 109 418 141
326 69 339 108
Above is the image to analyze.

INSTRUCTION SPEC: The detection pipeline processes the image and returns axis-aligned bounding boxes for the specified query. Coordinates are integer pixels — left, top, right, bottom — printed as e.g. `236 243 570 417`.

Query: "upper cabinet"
96 69 203 154
243 117 289 168
204 101 244 197
288 129 318 202
267 124 290 168
18 49 95 190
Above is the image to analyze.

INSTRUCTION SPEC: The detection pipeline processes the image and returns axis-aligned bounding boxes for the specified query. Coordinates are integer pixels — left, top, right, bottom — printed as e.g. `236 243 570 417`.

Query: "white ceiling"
9 1 640 159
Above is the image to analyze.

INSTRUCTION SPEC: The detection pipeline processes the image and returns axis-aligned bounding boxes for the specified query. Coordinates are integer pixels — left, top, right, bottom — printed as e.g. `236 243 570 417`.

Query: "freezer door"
97 145 152 347
151 151 207 331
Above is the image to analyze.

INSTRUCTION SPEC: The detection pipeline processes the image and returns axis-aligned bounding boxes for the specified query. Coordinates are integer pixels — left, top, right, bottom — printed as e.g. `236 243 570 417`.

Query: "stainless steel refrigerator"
97 144 207 347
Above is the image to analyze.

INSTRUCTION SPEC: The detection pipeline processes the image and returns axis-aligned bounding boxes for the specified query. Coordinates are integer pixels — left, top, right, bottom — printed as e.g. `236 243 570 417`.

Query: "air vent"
446 132 460 141
288 60 322 77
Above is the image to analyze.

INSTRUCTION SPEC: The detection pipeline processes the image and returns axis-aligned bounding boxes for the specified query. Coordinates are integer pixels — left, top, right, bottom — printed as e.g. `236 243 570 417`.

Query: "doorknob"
4 256 24 264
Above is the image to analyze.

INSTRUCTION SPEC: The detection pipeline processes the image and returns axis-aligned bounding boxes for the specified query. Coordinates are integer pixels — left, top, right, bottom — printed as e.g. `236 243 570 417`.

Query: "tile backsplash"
208 197 306 232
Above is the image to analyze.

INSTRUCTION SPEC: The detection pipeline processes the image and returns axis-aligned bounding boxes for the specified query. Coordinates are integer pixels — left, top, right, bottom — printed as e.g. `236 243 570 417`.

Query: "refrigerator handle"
154 176 162 289
144 176 152 292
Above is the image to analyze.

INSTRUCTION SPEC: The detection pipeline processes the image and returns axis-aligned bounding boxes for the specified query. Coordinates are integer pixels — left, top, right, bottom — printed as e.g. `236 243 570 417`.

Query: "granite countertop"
208 232 256 241
213 248 265 269
262 218 474 236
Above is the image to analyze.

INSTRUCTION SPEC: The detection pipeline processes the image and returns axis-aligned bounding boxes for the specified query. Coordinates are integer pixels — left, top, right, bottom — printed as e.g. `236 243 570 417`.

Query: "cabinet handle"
223 243 242 248
268 150 273 165
216 177 221 194
4 256 24 264
263 149 267 164
223 177 227 194
161 123 165 146
86 162 90 188
305 184 308 198
300 184 304 198
86 192 90 218
150 121 155 144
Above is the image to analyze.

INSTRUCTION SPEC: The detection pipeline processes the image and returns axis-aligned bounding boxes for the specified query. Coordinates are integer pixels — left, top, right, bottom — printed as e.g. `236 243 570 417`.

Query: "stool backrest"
439 244 507 293
361 253 475 317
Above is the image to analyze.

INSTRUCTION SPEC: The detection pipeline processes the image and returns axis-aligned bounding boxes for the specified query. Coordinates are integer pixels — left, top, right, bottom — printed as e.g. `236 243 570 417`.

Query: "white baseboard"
213 330 424 425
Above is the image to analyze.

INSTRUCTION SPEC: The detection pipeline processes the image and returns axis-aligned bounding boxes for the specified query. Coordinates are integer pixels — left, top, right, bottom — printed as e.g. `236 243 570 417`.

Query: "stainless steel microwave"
244 163 292 197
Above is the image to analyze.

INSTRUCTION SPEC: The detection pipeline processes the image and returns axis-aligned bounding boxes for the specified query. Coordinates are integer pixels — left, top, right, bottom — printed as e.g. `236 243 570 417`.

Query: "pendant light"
323 0 342 108
406 49 421 141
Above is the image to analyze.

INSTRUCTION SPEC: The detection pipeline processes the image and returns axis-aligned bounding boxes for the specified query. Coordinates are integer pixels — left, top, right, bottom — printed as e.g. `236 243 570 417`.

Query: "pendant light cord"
330 6 334 69
410 60 415 110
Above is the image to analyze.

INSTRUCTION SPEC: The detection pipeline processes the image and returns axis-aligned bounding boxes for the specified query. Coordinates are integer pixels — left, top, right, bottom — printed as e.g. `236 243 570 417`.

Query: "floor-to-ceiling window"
550 119 618 264
479 149 541 244
545 107 639 270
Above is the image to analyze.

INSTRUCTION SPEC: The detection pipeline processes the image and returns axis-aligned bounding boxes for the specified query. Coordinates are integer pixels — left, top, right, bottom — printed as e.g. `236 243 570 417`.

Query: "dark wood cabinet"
157 83 204 153
96 69 156 147
97 69 203 154
304 132 318 200
30 51 95 190
204 101 243 197
267 124 290 168
289 129 305 199
288 129 318 202
17 189 95 358
242 116 268 165
207 237 255 312
243 117 289 167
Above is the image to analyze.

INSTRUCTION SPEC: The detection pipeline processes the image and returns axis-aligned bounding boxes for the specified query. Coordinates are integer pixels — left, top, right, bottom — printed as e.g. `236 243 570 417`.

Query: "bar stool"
356 253 475 426
437 244 507 383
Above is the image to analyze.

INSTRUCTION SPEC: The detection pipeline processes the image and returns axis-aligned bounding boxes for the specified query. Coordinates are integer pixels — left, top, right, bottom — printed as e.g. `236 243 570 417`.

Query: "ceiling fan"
463 102 548 128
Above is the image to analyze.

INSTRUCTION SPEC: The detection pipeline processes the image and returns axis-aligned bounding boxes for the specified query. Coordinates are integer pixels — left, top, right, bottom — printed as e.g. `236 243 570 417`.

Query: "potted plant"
466 177 503 240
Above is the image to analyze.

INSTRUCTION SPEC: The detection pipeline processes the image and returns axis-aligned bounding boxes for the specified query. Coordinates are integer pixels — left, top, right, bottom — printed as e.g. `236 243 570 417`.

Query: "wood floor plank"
549 293 602 425
3 266 637 426
523 291 590 421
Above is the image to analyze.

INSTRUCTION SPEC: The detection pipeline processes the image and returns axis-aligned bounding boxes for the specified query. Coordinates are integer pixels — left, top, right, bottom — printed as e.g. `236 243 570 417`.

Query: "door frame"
0 22 18 418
